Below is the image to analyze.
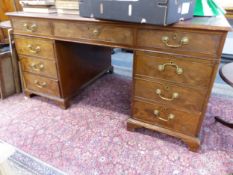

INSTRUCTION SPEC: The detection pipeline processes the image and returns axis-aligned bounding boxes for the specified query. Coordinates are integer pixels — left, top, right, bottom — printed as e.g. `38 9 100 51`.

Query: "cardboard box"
79 0 195 26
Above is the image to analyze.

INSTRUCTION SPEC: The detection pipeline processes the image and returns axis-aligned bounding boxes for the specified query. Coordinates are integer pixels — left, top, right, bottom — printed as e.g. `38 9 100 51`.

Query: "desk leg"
24 91 34 98
24 89 69 109
56 99 70 110
182 138 200 152
127 120 143 131
127 118 200 152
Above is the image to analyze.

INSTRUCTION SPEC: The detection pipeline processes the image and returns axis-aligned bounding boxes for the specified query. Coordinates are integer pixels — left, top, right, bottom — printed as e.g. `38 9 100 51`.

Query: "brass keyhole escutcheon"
161 108 168 112
173 34 177 40
165 86 170 91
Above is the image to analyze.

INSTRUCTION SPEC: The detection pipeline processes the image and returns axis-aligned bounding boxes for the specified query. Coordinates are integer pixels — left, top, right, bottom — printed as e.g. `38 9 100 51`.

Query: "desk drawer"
134 51 214 87
54 21 133 46
20 57 58 79
15 36 55 59
23 73 60 97
137 29 221 56
133 99 200 136
134 78 206 113
12 17 52 36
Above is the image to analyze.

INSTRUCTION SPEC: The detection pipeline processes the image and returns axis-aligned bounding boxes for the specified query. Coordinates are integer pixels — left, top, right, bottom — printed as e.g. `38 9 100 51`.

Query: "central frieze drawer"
20 57 58 79
54 21 134 46
133 99 200 136
23 72 60 97
12 18 52 36
134 78 206 113
137 29 221 56
134 51 214 87
15 36 55 59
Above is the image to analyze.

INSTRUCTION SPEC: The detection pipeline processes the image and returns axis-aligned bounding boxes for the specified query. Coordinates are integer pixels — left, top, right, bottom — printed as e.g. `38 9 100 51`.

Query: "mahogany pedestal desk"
7 12 231 151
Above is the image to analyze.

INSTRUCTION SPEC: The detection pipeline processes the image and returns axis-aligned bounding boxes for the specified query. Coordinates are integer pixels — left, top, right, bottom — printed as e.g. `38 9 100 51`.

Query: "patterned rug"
0 74 232 175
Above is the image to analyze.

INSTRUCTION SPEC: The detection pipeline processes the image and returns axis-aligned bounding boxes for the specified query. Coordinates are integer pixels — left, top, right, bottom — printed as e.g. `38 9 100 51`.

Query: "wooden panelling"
0 0 15 21
0 0 21 40
0 0 13 40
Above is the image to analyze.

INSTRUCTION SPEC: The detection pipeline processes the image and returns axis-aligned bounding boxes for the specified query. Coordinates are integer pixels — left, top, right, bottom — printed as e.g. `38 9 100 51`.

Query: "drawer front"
137 29 221 56
134 78 206 113
133 99 200 136
23 73 60 97
12 18 52 36
20 57 58 79
15 36 55 59
134 51 214 87
54 21 133 46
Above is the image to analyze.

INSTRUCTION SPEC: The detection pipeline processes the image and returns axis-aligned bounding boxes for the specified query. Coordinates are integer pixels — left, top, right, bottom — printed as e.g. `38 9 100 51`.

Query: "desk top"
7 12 232 32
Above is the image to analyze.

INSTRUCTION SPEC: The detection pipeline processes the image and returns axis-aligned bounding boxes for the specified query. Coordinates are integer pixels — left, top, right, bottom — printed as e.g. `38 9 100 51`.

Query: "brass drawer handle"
162 36 189 48
158 61 183 75
24 23 38 32
34 80 47 88
153 110 175 122
30 63 45 71
27 44 41 54
156 89 179 101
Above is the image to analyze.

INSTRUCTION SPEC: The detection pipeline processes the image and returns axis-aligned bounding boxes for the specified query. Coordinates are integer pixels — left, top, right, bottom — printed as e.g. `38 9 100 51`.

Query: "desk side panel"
55 41 112 99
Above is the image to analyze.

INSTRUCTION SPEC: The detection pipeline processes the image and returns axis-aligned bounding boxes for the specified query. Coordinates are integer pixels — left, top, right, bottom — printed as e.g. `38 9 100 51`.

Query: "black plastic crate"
79 0 195 26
